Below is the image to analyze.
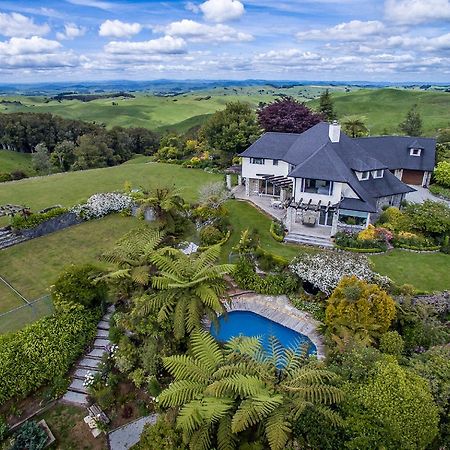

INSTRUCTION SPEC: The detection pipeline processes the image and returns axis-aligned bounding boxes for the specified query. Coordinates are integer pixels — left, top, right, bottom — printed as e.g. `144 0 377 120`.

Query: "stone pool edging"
209 293 326 360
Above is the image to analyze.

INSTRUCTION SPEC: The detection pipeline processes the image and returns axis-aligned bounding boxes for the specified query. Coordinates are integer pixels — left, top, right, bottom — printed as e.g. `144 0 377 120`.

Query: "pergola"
261 175 293 189
290 198 338 212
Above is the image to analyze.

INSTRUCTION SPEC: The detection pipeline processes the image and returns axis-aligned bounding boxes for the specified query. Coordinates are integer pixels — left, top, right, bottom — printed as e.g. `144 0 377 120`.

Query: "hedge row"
198 230 231 251
0 305 100 405
395 244 441 252
269 222 285 242
335 245 385 253
11 208 67 230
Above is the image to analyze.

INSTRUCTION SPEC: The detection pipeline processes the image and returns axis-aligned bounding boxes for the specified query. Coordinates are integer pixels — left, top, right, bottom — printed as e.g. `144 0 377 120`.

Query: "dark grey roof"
362 170 415 198
339 198 377 213
354 136 436 171
240 132 300 160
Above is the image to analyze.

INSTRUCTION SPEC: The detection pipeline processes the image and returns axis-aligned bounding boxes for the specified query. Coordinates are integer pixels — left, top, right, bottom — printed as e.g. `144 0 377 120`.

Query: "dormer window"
360 171 370 180
373 169 384 179
250 157 264 165
410 148 421 156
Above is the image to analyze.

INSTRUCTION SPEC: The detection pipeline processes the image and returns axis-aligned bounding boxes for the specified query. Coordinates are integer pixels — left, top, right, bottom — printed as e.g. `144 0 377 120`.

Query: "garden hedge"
0 305 100 405
335 245 385 253
269 221 285 242
10 208 67 230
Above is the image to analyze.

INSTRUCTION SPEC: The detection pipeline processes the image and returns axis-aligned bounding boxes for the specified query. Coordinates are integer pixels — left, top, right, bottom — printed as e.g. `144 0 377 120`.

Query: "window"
410 148 421 156
302 178 333 195
272 159 279 166
360 171 370 180
250 157 264 165
373 169 384 179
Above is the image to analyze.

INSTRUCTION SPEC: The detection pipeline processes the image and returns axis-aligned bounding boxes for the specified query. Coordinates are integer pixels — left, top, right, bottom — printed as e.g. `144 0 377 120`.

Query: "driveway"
405 186 450 205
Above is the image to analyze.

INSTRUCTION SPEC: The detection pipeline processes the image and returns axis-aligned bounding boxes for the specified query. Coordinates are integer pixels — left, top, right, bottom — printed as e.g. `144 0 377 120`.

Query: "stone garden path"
61 305 115 406
108 415 158 450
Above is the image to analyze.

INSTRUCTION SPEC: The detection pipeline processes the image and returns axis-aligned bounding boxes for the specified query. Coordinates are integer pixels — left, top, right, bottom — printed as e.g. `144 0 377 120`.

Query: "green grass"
223 200 314 262
370 249 450 292
0 215 138 313
0 162 221 211
310 88 450 136
0 150 33 174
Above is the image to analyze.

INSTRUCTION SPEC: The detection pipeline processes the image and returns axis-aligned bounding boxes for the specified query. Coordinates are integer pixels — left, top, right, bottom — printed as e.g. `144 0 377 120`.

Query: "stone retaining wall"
20 212 83 240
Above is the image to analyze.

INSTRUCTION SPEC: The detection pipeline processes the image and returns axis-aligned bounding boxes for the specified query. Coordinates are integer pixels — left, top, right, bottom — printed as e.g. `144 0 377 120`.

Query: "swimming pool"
211 310 317 356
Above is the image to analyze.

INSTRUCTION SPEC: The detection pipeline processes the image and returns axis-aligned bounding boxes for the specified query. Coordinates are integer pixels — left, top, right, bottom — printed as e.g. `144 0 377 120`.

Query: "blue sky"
0 0 449 82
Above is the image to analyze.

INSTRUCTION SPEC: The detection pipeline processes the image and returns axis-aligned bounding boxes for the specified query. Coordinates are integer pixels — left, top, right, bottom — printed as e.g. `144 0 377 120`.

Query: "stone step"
74 368 99 380
69 378 88 394
96 329 109 338
62 390 88 406
103 313 113 321
93 338 110 348
97 320 110 330
285 232 333 248
78 356 102 369
87 348 105 359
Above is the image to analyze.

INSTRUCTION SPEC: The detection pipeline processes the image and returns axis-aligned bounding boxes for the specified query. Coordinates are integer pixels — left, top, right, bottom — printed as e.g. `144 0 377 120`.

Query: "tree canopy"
318 89 336 122
257 97 322 134
399 105 423 136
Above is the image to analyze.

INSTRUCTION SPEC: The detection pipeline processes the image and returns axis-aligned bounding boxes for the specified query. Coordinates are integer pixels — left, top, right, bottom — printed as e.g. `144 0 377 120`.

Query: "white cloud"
199 0 245 22
104 35 187 54
67 0 115 10
0 12 50 38
297 20 385 42
56 23 87 40
99 19 142 38
164 19 253 42
0 36 61 55
254 48 322 66
385 0 450 24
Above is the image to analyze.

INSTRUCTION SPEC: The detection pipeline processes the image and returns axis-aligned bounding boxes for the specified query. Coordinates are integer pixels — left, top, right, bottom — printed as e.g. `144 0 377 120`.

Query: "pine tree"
399 105 423 136
319 89 336 122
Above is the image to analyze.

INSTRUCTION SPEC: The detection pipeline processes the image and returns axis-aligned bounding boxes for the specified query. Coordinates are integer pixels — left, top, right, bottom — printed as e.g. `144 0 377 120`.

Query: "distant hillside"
0 150 33 175
310 88 450 136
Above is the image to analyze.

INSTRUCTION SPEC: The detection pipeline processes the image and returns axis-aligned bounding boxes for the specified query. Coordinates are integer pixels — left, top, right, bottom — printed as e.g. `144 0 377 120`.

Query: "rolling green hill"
311 88 450 136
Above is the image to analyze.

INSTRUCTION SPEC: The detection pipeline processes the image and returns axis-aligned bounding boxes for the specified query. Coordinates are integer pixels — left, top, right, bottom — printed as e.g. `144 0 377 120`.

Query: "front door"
319 209 333 226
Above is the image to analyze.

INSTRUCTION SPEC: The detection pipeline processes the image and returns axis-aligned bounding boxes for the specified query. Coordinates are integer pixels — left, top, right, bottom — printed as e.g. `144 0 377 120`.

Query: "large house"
239 122 436 246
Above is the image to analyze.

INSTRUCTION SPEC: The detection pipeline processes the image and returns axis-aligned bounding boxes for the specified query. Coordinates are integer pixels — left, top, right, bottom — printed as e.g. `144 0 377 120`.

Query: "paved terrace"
223 293 326 359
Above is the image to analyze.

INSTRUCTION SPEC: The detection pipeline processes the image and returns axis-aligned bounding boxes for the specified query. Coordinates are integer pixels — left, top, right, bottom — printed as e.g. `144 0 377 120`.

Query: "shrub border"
269 221 285 242
198 229 231 251
335 245 386 254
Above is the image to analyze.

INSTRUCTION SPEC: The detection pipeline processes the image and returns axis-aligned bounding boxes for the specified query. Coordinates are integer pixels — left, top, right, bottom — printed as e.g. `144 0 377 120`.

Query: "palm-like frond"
157 380 205 406
190 331 224 372
163 354 212 382
265 408 292 450
217 414 239 450
231 394 284 433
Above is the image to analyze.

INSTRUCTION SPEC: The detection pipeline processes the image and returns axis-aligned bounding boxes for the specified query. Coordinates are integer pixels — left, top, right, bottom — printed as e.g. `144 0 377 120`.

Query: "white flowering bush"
83 371 99 388
289 251 391 295
71 193 133 220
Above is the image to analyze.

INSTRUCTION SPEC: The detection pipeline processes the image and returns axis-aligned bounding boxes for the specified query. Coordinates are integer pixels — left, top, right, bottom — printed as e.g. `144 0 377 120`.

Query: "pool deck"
222 293 326 359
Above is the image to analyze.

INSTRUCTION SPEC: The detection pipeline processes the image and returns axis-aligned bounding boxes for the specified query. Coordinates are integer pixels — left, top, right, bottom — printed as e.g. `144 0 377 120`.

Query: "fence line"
0 294 50 318
0 274 30 304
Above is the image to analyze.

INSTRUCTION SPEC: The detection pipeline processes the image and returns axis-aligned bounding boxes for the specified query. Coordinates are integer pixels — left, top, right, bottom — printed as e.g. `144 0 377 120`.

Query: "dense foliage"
434 161 450 188
158 331 343 450
318 89 336 121
290 252 390 295
52 264 108 310
0 304 99 405
11 420 48 450
0 112 158 172
257 97 322 134
325 276 396 348
399 105 423 136
10 207 67 230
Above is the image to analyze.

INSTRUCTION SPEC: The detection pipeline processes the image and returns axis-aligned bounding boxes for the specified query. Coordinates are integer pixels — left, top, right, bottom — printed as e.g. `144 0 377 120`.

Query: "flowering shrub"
392 231 436 250
358 225 393 243
71 193 133 220
335 231 386 251
290 251 390 295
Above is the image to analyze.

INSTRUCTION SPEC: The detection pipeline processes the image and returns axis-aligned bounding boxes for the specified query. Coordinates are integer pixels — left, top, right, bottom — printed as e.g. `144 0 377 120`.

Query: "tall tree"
200 102 261 164
32 143 52 174
136 245 234 339
50 140 76 172
258 97 322 134
319 89 336 122
159 331 343 450
341 115 369 138
399 105 423 136
72 133 114 170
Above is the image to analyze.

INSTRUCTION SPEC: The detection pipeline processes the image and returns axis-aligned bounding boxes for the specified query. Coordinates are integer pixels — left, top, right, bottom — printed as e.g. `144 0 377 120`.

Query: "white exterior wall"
294 179 344 204
241 157 290 179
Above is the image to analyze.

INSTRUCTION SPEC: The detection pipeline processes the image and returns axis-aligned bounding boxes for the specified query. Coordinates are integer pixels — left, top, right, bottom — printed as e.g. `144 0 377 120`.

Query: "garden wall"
20 212 83 240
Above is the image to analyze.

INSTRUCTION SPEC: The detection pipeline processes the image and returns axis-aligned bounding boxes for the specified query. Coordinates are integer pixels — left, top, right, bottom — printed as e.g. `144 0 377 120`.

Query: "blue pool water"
211 311 316 356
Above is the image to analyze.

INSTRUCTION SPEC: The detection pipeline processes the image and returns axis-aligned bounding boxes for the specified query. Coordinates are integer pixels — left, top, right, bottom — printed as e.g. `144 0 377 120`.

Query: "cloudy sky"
0 0 449 82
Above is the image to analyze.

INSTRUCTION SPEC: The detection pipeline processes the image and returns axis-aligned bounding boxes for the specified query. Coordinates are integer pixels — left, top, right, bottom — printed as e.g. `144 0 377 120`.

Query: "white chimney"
329 121 341 143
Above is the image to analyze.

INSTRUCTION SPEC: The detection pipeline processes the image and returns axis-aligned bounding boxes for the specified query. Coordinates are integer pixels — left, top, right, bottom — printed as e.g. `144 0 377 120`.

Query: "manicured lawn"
0 162 221 211
0 150 34 174
370 250 450 292
223 200 315 262
0 215 138 314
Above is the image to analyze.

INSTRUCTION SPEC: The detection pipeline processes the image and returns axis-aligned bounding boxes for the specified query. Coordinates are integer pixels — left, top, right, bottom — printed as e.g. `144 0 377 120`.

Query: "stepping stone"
107 305 115 313
62 390 88 406
69 378 88 394
96 329 109 338
79 357 102 369
98 321 110 330
103 313 113 321
74 368 99 380
93 338 110 348
87 348 105 359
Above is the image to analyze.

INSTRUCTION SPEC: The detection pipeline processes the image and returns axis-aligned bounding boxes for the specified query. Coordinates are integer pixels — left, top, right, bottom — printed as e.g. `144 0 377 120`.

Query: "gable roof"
354 135 436 171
